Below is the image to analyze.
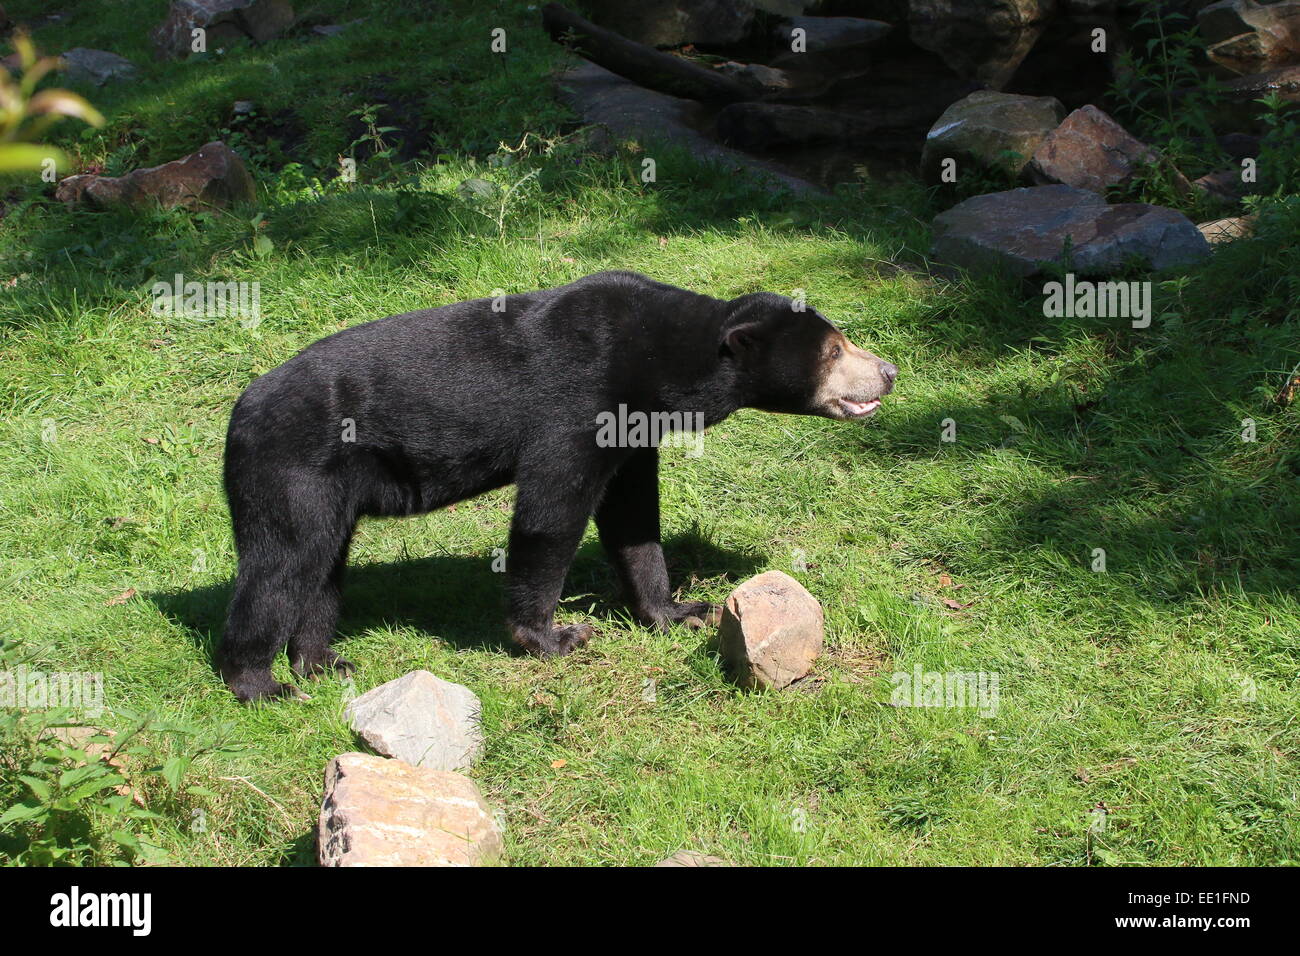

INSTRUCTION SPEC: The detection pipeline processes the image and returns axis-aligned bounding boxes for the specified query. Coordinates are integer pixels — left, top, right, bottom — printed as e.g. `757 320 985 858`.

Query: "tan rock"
1198 215 1256 243
55 141 255 211
656 850 732 866
317 753 503 867
718 569 823 690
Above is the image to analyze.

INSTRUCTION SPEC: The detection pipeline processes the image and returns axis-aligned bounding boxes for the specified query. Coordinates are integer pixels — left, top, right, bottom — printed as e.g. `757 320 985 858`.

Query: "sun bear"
218 271 897 701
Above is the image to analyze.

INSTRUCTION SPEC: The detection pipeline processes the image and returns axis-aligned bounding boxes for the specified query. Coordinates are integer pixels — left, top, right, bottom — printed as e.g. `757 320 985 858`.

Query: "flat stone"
922 89 1066 183
317 753 503 867
931 184 1211 276
656 850 732 866
346 670 484 772
61 48 137 85
718 569 824 690
1199 0 1300 74
1198 215 1256 243
55 140 255 211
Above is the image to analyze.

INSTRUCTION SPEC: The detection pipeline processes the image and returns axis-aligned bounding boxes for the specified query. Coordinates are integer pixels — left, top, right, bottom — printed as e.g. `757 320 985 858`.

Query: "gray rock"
921 90 1066 183
61 48 138 85
771 15 892 52
1027 105 1182 194
718 570 824 690
317 753 503 867
152 0 295 59
557 61 821 195
346 670 484 772
909 0 1053 87
931 185 1212 276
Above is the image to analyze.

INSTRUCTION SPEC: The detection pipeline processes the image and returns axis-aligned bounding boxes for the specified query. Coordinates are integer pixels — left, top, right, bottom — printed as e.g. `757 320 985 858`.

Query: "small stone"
317 753 503 867
61 48 137 86
718 570 824 690
656 850 731 867
346 670 484 771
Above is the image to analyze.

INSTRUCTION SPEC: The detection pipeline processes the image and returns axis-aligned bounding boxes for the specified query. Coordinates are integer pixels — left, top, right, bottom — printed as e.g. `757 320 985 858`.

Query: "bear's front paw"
223 667 310 704
651 601 723 630
512 622 595 658
291 648 355 681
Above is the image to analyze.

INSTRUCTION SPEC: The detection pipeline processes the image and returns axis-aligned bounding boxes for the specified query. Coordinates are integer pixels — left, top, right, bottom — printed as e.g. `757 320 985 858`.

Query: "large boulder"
931 185 1212 276
54 141 255 211
1027 105 1183 194
60 48 137 85
586 0 757 49
345 670 485 772
317 753 504 867
909 0 1053 87
1198 0 1300 74
718 570 824 690
921 90 1066 183
152 0 295 59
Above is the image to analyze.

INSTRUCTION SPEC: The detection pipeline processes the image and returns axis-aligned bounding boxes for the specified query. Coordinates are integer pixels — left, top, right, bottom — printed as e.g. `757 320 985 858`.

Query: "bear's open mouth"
839 397 882 418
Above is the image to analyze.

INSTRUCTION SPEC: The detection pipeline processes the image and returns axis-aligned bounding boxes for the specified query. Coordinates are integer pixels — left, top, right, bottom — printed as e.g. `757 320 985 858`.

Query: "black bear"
218 271 897 701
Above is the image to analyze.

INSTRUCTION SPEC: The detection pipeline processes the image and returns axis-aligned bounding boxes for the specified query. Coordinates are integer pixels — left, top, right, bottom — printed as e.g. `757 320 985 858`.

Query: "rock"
1193 167 1250 203
1027 105 1186 194
60 48 137 85
345 670 485 772
931 185 1213 276
311 19 362 36
1198 0 1300 74
716 60 798 93
1222 62 1300 99
317 753 503 867
557 61 821 195
55 141 255 211
587 0 756 49
909 0 1053 87
152 0 295 59
1198 215 1256 243
656 850 732 866
718 569 824 690
771 15 892 52
921 90 1066 184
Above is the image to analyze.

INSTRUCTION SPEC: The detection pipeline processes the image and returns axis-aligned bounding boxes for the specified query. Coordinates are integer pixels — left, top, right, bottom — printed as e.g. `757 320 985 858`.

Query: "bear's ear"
719 322 764 359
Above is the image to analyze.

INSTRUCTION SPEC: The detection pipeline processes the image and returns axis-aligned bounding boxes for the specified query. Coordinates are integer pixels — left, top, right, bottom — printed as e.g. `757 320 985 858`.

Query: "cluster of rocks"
548 0 1281 277
315 570 824 866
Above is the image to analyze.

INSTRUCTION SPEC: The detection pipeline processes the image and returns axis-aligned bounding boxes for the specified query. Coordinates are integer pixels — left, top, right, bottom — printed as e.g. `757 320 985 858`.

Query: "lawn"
0 0 1297 866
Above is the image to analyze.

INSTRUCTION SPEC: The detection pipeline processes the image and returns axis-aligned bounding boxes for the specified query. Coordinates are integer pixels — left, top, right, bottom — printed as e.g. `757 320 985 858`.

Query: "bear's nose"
878 361 899 390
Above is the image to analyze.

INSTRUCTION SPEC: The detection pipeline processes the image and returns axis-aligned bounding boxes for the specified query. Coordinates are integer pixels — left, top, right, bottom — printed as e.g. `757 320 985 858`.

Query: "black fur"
218 271 889 701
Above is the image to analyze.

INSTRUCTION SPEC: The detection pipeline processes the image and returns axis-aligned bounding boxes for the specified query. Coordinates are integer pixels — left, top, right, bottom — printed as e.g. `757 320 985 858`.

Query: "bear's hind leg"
288 535 355 680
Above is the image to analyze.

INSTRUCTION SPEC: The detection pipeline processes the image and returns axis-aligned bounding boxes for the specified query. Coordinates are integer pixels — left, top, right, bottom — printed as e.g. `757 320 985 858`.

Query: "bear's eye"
830 345 842 359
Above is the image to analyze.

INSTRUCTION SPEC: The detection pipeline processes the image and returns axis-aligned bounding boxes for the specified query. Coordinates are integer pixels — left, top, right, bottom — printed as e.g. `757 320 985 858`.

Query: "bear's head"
720 292 897 421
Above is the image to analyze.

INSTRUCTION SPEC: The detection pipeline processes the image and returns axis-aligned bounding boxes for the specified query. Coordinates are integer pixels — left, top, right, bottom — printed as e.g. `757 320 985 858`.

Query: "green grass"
1 0 1298 866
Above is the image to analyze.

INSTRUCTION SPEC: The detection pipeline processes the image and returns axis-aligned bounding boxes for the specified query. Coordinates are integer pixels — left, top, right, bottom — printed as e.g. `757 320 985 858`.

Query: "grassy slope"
0 0 1297 865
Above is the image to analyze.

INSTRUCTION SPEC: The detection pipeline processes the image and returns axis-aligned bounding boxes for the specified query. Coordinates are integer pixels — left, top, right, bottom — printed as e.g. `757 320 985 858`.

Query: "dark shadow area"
150 529 766 674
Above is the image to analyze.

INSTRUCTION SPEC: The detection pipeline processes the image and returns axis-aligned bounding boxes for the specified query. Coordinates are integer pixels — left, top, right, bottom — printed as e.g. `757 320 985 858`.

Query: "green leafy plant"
0 32 104 174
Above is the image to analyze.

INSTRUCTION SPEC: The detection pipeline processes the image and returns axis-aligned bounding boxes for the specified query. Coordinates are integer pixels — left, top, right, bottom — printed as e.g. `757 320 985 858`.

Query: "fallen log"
541 3 756 104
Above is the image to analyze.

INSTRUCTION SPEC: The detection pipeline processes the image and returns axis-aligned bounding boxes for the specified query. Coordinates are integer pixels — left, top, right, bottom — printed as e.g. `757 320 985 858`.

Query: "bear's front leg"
595 448 722 630
506 469 600 657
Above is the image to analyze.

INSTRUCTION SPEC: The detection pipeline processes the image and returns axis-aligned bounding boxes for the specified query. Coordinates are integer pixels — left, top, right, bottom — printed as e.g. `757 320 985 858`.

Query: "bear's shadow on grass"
152 529 765 672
